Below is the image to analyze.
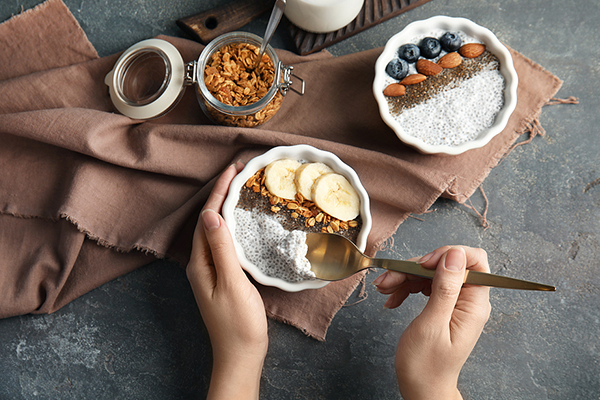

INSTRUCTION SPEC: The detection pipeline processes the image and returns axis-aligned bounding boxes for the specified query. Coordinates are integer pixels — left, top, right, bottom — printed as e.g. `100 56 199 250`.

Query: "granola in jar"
196 33 285 127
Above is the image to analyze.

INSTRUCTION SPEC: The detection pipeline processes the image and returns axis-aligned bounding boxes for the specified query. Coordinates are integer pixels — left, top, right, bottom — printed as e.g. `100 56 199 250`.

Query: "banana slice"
294 162 334 201
264 159 302 200
312 173 360 221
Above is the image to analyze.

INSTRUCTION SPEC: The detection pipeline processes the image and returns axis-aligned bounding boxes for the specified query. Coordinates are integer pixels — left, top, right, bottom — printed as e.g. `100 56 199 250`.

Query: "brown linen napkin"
0 0 563 340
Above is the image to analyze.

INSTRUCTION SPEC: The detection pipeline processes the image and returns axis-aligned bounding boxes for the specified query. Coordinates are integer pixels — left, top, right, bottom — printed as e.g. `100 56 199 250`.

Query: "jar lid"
105 39 186 119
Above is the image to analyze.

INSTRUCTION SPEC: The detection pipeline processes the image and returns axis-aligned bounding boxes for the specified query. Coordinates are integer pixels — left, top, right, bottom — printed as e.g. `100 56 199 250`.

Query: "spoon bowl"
305 233 556 291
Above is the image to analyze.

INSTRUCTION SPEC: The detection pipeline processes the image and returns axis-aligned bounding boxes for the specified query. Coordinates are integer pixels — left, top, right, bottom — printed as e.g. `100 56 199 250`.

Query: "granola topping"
242 168 361 236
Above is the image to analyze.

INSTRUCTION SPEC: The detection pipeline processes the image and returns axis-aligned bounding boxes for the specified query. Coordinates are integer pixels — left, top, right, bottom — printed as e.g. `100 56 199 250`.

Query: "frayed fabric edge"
3 0 99 59
462 186 490 229
461 96 579 228
264 272 366 342
0 209 57 222
1 209 165 258
370 175 459 256
343 272 369 307
506 96 579 155
60 213 166 259
265 311 325 342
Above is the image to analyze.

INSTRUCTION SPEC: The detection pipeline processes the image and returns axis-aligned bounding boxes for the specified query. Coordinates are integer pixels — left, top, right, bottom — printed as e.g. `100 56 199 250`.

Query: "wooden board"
289 0 434 55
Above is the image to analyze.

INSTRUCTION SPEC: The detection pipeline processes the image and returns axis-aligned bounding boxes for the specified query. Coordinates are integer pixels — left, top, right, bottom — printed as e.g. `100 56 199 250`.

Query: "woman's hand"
374 246 491 400
187 162 268 400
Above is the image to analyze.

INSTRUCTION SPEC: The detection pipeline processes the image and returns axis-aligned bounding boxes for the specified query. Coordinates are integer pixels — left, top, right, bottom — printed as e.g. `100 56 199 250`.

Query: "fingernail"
418 251 435 264
202 209 221 231
444 247 466 271
383 298 393 309
371 272 388 286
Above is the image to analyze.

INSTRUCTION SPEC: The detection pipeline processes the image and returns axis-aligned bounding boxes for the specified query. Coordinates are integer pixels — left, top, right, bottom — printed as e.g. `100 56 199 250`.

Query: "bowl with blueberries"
373 16 518 155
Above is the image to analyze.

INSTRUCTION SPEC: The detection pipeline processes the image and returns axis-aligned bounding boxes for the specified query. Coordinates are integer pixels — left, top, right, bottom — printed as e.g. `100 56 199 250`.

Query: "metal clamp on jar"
105 32 304 127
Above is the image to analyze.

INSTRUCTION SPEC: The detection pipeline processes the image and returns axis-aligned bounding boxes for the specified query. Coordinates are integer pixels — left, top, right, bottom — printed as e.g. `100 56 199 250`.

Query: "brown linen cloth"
0 0 563 340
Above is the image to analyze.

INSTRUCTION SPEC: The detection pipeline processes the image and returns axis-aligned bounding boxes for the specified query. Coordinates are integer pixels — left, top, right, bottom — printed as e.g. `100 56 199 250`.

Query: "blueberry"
385 58 409 80
397 44 420 63
419 37 442 59
440 32 462 52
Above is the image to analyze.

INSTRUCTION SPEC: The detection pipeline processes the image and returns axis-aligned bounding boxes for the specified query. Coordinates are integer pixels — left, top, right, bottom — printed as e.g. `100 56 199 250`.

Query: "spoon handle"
255 0 286 69
372 258 555 291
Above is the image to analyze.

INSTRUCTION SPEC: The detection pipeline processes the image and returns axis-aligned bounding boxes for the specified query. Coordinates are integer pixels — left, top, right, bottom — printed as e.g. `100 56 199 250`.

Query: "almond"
459 43 486 58
399 74 427 86
416 59 442 76
383 83 406 97
437 52 463 69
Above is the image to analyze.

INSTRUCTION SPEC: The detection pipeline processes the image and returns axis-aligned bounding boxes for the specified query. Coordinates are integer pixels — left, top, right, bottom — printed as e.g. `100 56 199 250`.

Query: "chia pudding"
383 29 505 147
234 164 362 283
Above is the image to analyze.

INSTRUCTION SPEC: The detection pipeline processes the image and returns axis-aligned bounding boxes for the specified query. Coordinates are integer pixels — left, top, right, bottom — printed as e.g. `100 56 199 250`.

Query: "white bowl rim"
222 144 373 292
373 15 519 155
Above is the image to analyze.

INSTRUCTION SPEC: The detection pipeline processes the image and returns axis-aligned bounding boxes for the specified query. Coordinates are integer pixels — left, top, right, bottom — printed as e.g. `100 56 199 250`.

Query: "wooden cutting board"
289 0 434 55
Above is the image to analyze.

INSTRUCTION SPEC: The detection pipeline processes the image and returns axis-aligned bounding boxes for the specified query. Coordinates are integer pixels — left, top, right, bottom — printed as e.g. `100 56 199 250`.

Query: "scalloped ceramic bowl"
222 145 372 292
373 16 518 155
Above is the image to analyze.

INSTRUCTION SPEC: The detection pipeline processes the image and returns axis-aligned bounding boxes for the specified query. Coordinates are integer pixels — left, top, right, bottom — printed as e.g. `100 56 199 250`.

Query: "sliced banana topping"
312 173 360 221
264 158 302 200
264 159 361 222
294 162 334 201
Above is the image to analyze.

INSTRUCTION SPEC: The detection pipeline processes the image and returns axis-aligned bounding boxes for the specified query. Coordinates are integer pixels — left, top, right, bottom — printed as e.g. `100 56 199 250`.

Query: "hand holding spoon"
305 233 556 291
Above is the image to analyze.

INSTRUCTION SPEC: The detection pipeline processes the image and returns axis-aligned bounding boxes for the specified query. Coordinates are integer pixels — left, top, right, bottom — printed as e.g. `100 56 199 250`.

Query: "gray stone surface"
0 0 598 399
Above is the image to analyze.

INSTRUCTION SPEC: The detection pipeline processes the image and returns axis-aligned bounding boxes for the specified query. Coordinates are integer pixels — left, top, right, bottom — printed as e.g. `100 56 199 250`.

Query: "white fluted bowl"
222 145 372 292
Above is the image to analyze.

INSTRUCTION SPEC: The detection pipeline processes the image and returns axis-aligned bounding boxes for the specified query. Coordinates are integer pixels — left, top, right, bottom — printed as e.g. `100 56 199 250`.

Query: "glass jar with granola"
105 32 303 126
196 32 302 127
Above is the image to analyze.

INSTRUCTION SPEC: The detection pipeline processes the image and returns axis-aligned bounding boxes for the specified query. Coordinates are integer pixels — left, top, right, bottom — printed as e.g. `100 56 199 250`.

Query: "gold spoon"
305 233 556 291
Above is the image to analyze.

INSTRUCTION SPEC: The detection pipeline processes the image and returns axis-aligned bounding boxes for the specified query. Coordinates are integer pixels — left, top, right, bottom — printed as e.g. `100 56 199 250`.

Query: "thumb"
201 209 246 283
419 247 467 324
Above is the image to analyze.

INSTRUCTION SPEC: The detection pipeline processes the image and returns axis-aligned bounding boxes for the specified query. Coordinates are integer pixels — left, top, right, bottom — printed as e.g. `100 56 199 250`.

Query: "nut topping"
416 59 443 76
437 52 463 69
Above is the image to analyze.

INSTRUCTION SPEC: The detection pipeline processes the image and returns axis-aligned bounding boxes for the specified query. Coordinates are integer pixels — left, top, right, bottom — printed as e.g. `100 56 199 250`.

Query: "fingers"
417 245 453 268
203 161 245 215
418 245 491 308
383 286 410 309
382 279 431 309
373 271 431 309
419 246 490 274
372 270 408 291
453 247 491 326
200 161 248 284
463 247 490 273
373 270 428 293
418 247 467 323
187 161 245 289
201 209 247 284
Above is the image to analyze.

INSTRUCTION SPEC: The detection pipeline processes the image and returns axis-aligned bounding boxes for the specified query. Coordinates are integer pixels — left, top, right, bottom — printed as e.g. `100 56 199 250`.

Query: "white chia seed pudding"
234 209 315 282
396 68 504 146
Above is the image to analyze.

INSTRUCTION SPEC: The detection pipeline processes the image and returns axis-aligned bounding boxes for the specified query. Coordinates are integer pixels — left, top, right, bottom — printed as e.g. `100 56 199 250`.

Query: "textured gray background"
0 0 598 399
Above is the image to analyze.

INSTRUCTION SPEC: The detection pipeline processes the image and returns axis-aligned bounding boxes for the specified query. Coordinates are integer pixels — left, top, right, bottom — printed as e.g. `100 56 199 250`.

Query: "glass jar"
105 32 304 126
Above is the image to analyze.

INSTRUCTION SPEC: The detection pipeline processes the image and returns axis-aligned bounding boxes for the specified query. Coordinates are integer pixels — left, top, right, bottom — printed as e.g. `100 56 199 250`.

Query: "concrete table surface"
0 0 598 399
